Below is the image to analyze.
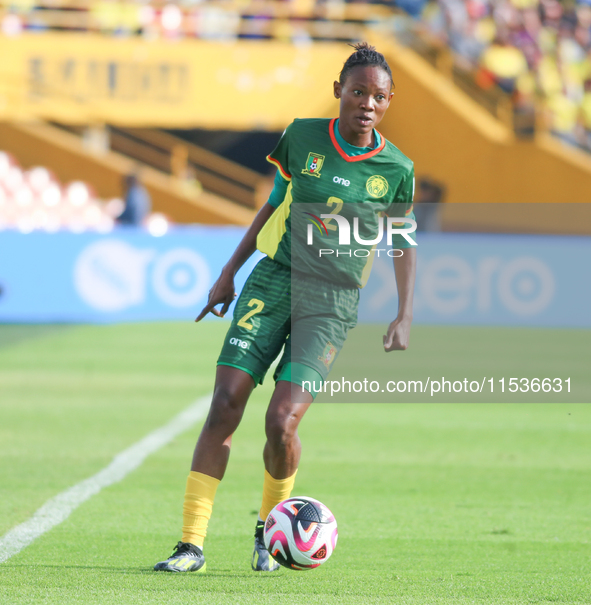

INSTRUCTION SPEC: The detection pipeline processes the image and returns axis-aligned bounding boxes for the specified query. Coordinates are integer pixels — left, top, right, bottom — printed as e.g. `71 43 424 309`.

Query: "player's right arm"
196 125 293 322
195 202 277 321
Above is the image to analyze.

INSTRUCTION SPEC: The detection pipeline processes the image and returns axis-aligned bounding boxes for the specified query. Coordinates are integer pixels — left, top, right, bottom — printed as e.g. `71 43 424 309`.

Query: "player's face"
333 65 393 147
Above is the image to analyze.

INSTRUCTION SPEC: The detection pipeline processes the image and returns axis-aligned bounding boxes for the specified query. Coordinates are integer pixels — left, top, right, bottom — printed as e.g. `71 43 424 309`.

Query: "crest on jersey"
366 175 388 198
302 153 325 178
318 342 337 368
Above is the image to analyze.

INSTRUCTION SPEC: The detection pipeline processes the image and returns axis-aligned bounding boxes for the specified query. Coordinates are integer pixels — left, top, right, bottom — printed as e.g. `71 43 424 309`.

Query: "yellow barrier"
0 34 349 129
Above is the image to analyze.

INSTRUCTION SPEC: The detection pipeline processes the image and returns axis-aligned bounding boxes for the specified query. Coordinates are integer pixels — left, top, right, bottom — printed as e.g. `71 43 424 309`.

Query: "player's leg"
155 256 291 573
263 380 312 478
259 275 359 498
154 365 254 573
252 379 313 571
251 276 360 569
191 365 256 479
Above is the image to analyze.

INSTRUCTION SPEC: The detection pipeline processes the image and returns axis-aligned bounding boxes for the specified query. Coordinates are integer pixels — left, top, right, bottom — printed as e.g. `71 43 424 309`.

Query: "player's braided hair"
339 42 394 89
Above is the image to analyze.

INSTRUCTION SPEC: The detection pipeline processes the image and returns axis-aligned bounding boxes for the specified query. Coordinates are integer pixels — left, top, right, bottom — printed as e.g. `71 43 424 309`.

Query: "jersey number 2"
323 197 344 232
237 298 265 331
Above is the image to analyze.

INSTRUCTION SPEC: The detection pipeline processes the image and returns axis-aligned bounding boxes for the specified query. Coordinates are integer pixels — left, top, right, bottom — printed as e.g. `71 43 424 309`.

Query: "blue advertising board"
0 229 589 327
0 226 254 323
360 233 591 327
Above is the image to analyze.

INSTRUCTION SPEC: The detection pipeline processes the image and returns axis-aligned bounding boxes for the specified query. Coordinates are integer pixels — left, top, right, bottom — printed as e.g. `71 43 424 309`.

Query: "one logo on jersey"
318 342 337 368
366 175 388 198
302 153 325 178
333 176 350 186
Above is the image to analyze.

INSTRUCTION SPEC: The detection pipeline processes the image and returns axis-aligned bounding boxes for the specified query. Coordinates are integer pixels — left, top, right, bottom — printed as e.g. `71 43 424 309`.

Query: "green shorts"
217 256 359 397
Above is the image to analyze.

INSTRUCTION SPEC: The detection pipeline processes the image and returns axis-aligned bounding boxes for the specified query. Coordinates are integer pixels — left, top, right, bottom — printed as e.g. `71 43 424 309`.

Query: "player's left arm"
383 164 416 352
383 247 416 351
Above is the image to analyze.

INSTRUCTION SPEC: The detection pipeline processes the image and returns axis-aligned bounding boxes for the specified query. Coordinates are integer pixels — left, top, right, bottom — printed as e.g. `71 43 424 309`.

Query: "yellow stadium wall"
0 34 351 130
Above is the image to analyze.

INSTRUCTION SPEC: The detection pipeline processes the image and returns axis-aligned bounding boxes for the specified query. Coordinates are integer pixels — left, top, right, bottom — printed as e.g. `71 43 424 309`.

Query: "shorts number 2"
237 298 265 331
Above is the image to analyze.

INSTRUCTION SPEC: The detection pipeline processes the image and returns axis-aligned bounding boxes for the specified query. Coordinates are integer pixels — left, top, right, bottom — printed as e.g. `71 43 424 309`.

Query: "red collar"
329 118 386 162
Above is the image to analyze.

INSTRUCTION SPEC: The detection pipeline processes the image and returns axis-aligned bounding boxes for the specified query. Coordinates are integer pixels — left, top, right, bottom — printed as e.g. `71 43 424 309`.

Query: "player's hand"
383 316 412 352
195 270 236 322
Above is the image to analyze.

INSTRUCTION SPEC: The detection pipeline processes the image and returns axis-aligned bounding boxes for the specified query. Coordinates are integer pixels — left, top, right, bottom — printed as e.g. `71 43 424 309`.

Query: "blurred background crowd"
411 0 591 150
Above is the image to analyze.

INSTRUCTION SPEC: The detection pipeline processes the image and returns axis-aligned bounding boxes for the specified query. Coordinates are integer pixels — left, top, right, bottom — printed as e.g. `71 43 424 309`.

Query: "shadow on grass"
1 563 287 580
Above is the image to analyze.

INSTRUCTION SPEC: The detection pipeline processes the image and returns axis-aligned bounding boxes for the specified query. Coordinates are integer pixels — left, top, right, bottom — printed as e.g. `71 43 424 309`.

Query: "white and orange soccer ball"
263 497 338 570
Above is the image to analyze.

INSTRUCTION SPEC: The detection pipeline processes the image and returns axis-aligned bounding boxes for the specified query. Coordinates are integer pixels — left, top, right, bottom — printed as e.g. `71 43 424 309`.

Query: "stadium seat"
0 150 123 233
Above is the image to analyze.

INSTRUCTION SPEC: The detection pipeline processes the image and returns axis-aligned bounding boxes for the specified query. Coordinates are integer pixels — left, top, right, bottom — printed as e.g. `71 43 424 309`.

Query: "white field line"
0 394 211 564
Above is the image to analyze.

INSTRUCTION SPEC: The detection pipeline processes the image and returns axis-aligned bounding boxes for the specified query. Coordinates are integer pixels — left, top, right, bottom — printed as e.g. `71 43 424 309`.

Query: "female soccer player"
154 42 416 573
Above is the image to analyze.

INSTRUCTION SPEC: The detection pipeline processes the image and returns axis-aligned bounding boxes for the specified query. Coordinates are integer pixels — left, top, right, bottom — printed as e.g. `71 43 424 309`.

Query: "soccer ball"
263 496 338 570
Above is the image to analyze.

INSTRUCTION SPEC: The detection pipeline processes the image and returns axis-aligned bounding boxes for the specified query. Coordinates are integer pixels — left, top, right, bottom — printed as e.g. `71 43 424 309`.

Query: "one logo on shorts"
318 342 337 368
366 175 388 198
229 337 249 349
302 153 325 178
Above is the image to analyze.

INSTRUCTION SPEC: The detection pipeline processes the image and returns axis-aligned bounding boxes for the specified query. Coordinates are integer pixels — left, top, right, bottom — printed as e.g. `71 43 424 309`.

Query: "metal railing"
54 123 264 208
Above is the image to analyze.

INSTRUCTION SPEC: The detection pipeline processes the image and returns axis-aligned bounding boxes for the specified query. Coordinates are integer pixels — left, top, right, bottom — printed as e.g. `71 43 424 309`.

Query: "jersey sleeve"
266 122 293 181
267 169 290 208
387 165 417 249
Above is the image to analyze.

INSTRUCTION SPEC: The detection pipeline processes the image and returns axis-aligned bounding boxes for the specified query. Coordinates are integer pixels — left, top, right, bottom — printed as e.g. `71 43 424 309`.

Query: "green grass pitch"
0 322 590 604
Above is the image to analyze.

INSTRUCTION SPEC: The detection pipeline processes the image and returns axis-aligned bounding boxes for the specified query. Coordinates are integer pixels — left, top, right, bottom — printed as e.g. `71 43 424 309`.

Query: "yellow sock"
259 469 298 521
182 471 220 548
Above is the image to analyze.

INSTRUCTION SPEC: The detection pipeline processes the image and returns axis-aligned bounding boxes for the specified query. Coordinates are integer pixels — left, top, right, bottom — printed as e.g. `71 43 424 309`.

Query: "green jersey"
257 118 415 288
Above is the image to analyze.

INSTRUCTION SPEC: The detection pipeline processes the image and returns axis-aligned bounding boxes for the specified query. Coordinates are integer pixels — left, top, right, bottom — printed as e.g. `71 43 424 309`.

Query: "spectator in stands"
401 0 591 153
395 0 429 19
119 173 151 226
480 31 529 93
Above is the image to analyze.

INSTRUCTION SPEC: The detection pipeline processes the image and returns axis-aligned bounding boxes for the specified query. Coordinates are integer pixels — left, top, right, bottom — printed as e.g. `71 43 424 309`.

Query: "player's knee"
206 386 246 432
265 410 298 448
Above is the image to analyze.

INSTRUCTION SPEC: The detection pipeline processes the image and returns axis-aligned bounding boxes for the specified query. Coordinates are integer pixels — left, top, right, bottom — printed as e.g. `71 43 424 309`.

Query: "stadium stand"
1 0 591 233
0 147 182 234
0 122 257 227
55 126 265 209
375 33 591 235
1 0 589 155
0 0 390 41
0 148 119 232
390 0 591 153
